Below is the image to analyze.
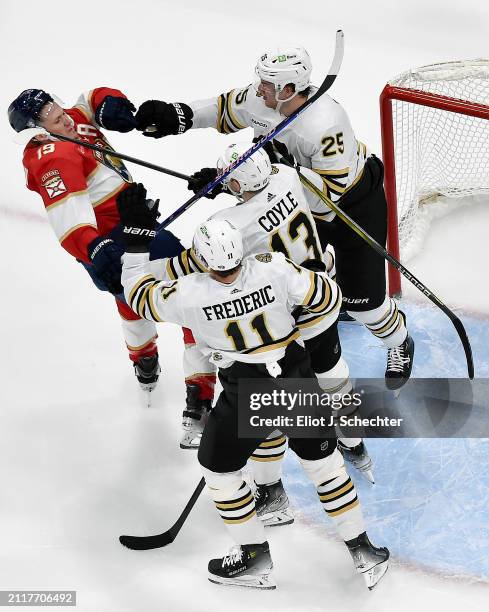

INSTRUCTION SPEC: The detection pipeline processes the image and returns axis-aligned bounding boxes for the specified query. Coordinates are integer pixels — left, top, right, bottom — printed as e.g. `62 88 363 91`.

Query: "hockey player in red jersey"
8 88 215 406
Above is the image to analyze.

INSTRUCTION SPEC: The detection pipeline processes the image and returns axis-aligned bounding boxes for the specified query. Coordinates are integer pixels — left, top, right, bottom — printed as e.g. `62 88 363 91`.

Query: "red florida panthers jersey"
23 87 133 263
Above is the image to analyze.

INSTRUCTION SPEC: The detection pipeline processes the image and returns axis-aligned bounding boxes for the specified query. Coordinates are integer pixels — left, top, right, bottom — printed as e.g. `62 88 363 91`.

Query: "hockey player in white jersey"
160 144 374 497
134 44 414 391
117 193 389 591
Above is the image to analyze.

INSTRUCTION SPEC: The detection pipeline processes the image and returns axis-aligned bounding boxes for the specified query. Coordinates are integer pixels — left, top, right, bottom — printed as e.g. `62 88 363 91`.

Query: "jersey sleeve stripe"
128 275 154 310
307 278 330 314
181 250 192 275
225 90 246 132
175 252 189 276
44 189 89 211
302 271 319 307
216 94 227 134
147 284 164 322
58 223 98 244
166 258 178 280
189 248 207 272
136 284 152 318
92 182 126 208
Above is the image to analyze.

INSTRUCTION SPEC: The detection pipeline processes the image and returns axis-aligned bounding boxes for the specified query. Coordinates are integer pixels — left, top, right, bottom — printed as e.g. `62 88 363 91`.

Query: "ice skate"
346 532 389 590
134 354 161 407
385 321 415 391
180 384 211 449
208 542 276 590
254 480 294 527
133 354 161 391
338 441 375 484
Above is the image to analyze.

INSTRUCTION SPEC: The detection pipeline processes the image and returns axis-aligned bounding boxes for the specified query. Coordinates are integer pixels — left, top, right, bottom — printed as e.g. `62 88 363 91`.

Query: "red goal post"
380 61 489 297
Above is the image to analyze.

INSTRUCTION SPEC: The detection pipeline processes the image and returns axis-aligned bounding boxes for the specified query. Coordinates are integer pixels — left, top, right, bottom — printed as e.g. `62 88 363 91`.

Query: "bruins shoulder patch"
255 253 273 263
271 165 279 174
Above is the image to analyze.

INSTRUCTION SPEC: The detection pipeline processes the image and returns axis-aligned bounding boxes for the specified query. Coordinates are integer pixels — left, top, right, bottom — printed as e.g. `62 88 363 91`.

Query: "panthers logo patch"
93 138 132 183
255 253 272 263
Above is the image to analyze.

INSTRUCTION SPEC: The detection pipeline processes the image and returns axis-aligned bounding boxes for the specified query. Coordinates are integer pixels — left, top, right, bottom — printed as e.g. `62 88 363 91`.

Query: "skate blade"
138 389 154 409
179 432 202 450
208 573 276 590
260 509 295 527
360 468 375 485
364 560 389 590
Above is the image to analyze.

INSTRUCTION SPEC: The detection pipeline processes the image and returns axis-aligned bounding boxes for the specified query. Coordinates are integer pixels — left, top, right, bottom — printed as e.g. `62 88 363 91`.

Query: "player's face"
257 80 279 109
39 102 77 138
257 81 295 109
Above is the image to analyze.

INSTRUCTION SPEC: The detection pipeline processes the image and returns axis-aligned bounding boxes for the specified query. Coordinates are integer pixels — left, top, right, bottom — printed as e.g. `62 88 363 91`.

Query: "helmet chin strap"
274 86 298 114
226 180 245 202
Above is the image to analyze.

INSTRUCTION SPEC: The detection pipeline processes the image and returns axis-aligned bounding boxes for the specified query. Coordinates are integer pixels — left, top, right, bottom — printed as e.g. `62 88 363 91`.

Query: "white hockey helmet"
217 142 272 197
192 218 244 272
255 46 312 100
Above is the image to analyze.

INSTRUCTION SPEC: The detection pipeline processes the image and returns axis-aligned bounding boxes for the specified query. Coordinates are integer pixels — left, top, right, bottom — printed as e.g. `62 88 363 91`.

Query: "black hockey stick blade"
158 30 345 229
297 169 474 379
119 477 205 550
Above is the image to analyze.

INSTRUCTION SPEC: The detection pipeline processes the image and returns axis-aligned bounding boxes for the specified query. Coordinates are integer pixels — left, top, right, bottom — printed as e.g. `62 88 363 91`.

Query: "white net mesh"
389 59 489 261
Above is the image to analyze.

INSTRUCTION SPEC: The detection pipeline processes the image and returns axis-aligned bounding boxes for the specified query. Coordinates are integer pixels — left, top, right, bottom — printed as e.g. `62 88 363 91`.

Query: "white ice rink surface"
1 1 489 610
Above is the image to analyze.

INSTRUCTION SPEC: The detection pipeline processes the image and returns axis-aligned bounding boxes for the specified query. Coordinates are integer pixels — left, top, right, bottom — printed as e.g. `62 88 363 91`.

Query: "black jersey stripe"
128 275 154 311
189 248 207 272
244 329 300 355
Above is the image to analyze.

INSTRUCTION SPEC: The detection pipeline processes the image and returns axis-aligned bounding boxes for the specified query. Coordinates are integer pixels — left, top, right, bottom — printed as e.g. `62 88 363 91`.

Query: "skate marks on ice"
284 301 489 581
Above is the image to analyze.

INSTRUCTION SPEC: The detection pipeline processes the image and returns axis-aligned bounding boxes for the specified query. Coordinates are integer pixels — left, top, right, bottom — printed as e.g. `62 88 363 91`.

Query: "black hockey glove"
95 96 137 133
272 139 298 169
187 167 225 199
299 258 327 273
252 137 279 163
116 183 160 252
135 100 193 138
87 236 124 295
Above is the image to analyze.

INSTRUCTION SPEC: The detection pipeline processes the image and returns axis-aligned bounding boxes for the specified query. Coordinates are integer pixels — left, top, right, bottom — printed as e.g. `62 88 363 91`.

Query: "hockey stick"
119 477 205 550
296 167 475 379
46 132 190 181
157 29 345 230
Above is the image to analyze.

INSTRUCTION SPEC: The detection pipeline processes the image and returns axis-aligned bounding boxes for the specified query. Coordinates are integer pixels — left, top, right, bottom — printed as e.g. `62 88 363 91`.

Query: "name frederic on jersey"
203 285 276 321
122 226 156 237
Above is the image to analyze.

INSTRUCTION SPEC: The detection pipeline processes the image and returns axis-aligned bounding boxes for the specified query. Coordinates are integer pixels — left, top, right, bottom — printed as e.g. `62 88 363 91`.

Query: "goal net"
380 59 489 296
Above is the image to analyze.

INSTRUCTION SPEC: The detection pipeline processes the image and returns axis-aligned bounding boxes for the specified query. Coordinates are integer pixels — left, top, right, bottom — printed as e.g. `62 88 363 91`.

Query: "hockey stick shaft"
47 132 190 181
158 29 345 230
297 169 474 379
119 478 205 550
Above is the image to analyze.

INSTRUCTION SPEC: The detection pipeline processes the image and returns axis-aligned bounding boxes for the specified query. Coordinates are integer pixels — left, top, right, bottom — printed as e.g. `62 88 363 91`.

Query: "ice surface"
1 0 489 610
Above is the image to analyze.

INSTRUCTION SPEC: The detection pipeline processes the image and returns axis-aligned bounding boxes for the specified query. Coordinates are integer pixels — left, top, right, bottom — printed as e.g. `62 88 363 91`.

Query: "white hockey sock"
338 438 362 448
348 296 408 349
249 430 287 485
315 358 360 448
202 468 266 545
299 450 365 542
120 318 157 357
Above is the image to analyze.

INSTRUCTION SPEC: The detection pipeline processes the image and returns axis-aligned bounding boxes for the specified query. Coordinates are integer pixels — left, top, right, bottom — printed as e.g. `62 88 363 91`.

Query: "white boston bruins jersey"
159 163 328 283
122 252 341 368
190 84 370 222
212 164 324 263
